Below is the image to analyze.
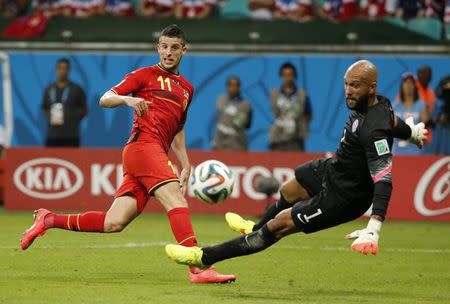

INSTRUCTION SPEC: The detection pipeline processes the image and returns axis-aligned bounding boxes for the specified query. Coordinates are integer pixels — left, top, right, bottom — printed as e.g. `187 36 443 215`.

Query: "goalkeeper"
165 60 428 268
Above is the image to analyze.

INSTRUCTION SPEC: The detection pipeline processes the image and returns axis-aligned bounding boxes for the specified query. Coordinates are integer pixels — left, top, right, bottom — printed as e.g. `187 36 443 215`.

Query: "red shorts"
114 141 179 212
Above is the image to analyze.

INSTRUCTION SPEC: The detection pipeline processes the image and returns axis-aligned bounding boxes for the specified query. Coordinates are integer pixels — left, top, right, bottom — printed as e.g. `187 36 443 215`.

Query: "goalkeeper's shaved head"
346 60 378 86
344 60 378 112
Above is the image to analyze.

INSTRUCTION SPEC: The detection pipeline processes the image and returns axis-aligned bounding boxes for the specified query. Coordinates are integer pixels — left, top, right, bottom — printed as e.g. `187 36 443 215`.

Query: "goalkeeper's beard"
346 93 370 113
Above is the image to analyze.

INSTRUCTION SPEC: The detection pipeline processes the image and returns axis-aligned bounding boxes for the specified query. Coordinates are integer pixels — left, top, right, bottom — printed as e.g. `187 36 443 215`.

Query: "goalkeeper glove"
405 117 428 148
345 217 382 255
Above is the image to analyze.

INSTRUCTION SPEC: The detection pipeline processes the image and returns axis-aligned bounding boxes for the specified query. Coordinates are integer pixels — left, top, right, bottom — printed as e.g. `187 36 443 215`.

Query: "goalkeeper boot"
225 212 255 235
21 208 51 250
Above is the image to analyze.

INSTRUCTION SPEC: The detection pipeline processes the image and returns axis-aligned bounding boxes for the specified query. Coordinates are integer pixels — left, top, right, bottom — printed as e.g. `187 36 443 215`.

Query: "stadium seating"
446 25 450 40
407 18 442 40
219 0 250 19
384 16 407 28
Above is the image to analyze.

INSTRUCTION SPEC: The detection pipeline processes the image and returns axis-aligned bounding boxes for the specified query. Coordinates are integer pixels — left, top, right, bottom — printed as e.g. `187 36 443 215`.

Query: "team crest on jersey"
374 139 390 156
183 89 190 99
352 119 359 133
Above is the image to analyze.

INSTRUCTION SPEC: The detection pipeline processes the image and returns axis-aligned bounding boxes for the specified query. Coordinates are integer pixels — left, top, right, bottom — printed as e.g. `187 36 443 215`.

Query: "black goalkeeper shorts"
292 158 371 234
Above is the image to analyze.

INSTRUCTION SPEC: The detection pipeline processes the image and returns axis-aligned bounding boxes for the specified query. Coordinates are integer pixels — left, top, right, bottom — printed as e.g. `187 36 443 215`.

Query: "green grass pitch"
1 208 449 304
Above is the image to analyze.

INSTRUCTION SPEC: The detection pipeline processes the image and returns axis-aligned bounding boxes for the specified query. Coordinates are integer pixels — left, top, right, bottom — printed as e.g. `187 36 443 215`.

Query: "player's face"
56 62 69 81
281 68 295 85
344 72 373 110
157 36 187 72
227 79 240 97
402 78 415 96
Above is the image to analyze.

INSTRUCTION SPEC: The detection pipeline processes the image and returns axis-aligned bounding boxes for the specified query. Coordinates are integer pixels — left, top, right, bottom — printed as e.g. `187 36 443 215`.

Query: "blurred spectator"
42 58 88 147
32 0 58 17
359 0 396 19
431 75 450 154
248 0 275 20
322 0 359 22
70 0 103 17
141 0 175 17
395 0 425 20
269 62 312 151
0 125 5 157
175 0 216 18
444 0 450 26
392 72 429 155
274 0 314 22
421 0 442 18
0 0 29 17
100 0 135 16
212 76 252 151
416 65 436 113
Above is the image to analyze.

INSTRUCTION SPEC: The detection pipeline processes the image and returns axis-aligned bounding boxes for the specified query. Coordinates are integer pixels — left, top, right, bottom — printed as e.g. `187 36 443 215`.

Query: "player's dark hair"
279 62 297 78
159 24 186 45
399 76 419 103
226 76 241 86
57 58 70 68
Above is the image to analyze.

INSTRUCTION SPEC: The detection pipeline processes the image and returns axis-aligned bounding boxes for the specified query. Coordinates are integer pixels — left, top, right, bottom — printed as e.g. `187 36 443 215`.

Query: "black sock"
201 224 278 265
253 195 291 231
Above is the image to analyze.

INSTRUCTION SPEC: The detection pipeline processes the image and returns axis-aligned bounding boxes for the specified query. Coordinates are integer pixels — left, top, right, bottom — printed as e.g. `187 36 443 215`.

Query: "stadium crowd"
0 0 448 26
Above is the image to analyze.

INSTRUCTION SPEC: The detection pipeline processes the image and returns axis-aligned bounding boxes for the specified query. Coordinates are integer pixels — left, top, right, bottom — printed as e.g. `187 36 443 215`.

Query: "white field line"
1 242 449 254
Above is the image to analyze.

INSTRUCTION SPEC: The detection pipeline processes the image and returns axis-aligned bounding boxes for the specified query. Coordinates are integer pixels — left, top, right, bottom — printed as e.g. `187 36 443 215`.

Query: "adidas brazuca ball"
190 160 234 204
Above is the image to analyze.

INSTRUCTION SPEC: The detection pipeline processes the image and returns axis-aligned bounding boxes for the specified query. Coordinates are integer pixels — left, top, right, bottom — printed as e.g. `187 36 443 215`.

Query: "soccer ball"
190 160 234 204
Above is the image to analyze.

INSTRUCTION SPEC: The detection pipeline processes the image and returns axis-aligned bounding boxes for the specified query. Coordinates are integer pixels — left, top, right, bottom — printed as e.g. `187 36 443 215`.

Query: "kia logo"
13 158 84 199
414 157 450 216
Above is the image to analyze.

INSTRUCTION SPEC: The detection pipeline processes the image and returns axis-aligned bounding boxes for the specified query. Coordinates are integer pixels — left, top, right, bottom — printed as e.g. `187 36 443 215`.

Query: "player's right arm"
346 129 393 256
99 91 149 116
99 69 150 116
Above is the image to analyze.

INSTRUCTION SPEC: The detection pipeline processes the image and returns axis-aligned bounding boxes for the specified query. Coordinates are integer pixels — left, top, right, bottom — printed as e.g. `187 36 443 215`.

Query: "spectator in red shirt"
443 0 450 24
248 0 275 20
359 0 396 19
174 0 216 18
141 0 175 17
421 0 442 18
274 0 314 21
322 0 359 22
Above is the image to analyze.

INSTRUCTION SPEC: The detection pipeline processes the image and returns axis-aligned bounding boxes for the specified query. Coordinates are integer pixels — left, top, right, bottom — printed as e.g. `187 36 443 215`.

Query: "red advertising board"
4 148 450 221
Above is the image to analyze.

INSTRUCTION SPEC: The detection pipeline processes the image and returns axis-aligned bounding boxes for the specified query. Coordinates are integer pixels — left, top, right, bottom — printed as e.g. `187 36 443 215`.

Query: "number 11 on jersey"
157 76 172 92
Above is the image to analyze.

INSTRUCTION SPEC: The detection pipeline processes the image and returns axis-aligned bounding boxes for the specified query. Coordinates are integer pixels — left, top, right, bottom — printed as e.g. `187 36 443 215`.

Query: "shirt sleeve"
363 129 393 219
77 86 87 107
42 86 51 111
111 69 143 96
392 115 411 140
304 96 312 115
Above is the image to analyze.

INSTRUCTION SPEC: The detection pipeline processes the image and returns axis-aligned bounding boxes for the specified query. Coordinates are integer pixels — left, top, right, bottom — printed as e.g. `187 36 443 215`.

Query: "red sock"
45 212 106 232
167 207 198 247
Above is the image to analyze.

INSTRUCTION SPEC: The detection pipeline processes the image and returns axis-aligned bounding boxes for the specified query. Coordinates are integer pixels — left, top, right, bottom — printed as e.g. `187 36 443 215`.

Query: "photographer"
432 75 450 154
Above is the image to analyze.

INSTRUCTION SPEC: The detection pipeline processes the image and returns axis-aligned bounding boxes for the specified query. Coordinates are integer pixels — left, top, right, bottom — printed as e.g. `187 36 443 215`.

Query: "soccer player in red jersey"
20 24 236 284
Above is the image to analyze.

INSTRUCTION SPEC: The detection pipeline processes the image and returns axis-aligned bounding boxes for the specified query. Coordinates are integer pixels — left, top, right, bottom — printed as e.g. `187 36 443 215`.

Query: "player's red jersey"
112 64 194 152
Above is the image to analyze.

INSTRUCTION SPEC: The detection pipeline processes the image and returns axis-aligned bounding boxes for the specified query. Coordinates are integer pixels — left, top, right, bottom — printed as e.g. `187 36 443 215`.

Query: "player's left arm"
392 115 428 147
171 128 191 195
346 129 393 256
